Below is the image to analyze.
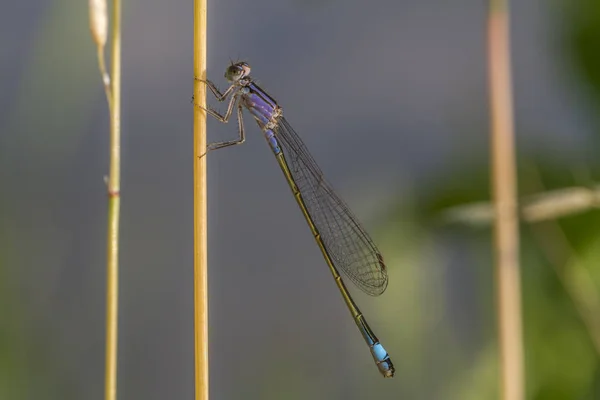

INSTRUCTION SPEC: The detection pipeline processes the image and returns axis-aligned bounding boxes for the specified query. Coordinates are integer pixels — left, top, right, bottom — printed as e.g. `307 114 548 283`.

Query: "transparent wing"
274 118 388 296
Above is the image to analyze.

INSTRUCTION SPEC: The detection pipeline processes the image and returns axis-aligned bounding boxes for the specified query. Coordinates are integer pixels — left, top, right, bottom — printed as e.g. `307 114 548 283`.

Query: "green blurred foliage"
569 0 600 108
418 152 600 399
0 237 28 400
411 1 600 394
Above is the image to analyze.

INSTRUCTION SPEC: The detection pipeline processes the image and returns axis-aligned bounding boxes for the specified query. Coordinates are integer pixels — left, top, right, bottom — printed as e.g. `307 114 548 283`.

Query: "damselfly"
197 62 394 378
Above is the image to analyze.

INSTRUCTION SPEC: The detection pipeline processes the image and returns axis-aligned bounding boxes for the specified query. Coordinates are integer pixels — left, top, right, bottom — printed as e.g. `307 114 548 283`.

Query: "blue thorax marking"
240 80 282 154
241 82 279 129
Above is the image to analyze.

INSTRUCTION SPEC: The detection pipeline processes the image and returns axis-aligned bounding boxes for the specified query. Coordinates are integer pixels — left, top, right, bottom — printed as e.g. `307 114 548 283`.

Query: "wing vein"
274 118 388 296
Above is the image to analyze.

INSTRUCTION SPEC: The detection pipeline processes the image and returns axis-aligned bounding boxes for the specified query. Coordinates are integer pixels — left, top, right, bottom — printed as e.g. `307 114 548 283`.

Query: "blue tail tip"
377 359 395 378
371 343 395 378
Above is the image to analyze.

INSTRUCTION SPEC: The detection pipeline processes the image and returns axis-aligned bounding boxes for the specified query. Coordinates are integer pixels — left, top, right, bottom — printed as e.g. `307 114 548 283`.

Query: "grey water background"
0 1 593 399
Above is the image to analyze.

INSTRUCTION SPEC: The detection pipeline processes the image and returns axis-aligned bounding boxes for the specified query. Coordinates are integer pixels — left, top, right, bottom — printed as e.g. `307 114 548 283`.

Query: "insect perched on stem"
197 61 394 377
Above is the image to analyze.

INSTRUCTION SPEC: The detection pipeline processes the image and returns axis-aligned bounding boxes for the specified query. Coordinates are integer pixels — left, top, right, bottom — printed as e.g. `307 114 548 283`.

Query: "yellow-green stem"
488 1 524 400
104 1 121 400
193 0 208 399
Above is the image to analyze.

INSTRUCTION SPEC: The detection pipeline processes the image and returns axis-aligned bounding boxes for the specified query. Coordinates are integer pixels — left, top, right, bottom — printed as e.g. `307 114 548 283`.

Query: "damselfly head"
224 62 251 82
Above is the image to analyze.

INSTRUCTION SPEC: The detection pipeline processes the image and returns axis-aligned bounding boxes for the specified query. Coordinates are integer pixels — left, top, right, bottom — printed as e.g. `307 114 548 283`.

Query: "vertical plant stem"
105 1 121 399
193 0 209 399
488 1 524 400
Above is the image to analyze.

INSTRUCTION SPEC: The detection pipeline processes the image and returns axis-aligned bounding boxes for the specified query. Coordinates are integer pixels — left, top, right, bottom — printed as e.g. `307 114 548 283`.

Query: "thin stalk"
104 1 121 400
487 1 524 400
90 0 121 397
193 0 209 399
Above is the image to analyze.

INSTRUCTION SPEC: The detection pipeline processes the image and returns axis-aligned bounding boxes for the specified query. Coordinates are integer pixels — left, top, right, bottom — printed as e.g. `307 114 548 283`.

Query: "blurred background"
2 0 600 399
